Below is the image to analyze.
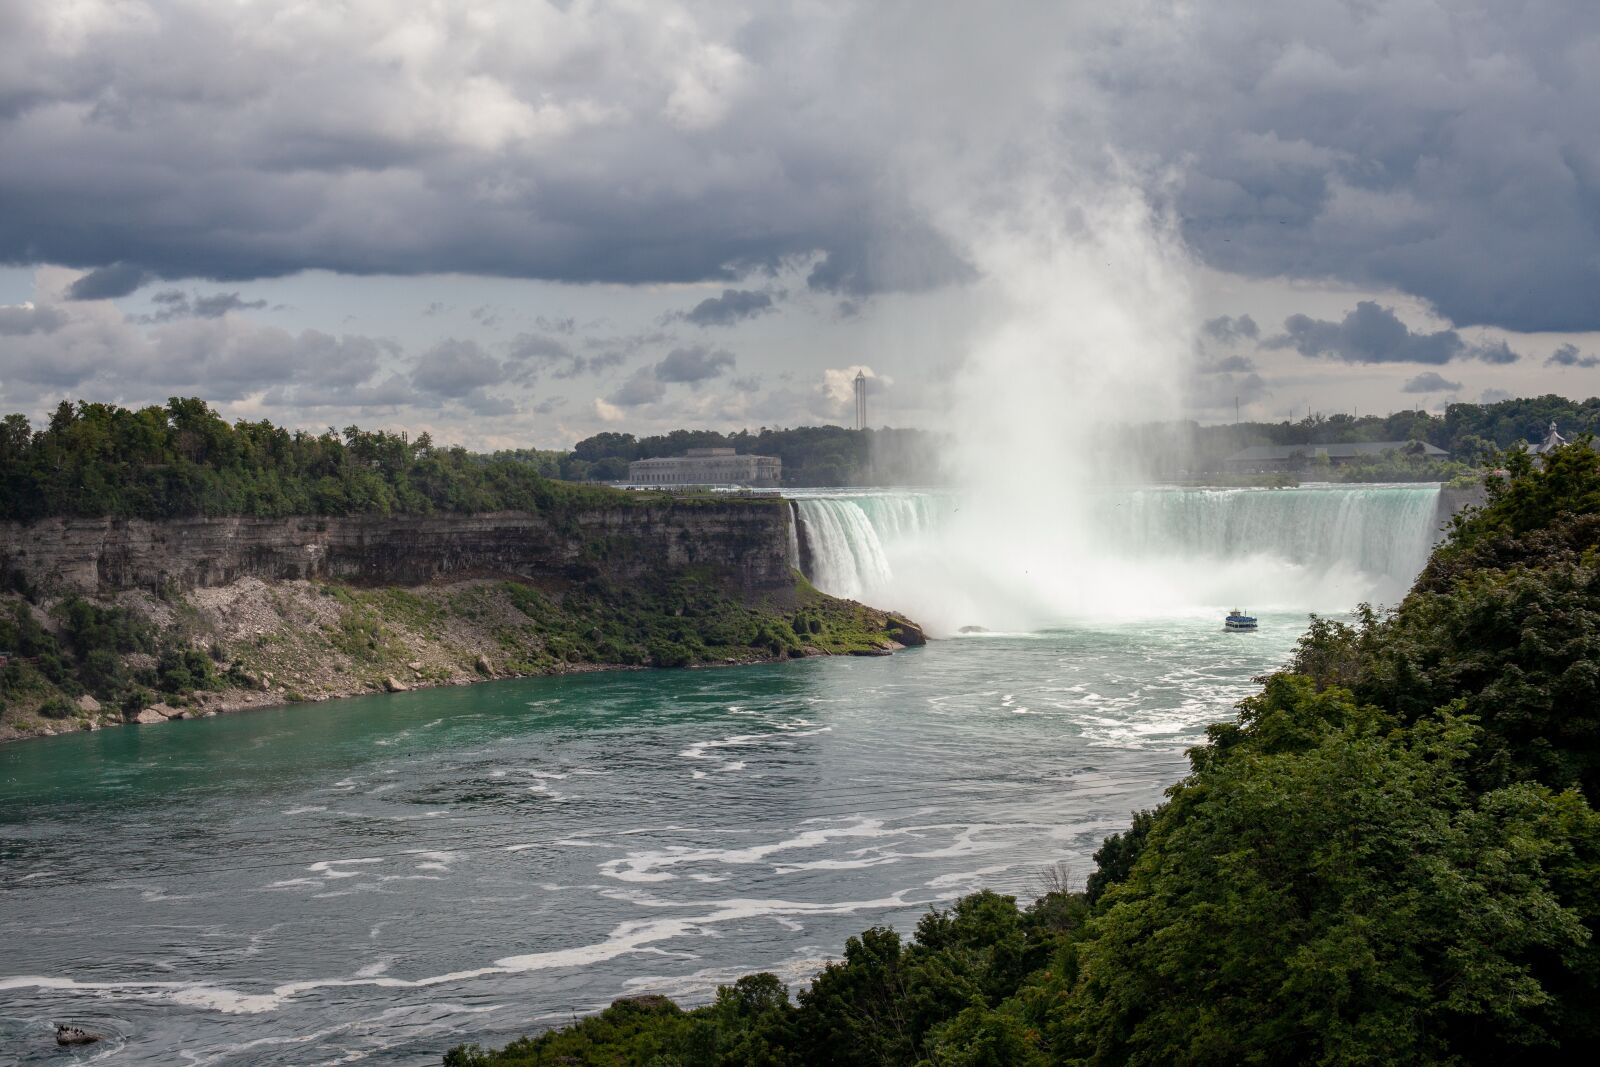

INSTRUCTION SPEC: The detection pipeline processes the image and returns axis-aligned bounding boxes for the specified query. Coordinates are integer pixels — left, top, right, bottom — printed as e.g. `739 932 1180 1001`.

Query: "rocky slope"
0 502 923 743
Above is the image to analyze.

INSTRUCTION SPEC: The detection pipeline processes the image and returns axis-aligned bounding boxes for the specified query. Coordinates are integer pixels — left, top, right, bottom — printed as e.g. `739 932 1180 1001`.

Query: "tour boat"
1224 609 1258 632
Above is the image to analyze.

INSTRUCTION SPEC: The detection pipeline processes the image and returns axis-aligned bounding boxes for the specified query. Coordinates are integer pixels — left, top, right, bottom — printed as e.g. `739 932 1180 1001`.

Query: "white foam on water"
597 818 896 883
925 863 1020 889
0 890 927 1018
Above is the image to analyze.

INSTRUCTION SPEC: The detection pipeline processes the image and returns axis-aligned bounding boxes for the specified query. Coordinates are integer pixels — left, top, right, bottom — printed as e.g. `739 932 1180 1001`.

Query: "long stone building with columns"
628 448 782 488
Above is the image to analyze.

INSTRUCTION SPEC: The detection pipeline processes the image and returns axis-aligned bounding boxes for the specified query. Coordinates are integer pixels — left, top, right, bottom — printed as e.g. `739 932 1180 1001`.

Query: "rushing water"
792 484 1443 630
1 621 1303 1065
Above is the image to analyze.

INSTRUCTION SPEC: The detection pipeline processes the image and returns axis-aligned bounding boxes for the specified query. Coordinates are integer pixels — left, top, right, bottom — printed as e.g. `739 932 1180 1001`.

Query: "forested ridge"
4 395 1595 517
567 393 1598 484
0 398 632 522
447 441 1600 1065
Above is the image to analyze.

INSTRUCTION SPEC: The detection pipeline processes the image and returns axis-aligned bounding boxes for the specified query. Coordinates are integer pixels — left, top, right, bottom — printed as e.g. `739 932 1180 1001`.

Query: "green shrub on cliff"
0 595 219 720
448 440 1600 1066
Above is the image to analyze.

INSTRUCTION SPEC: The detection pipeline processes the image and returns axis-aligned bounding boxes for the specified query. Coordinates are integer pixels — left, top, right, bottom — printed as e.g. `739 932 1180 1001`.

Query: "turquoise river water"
0 484 1445 1064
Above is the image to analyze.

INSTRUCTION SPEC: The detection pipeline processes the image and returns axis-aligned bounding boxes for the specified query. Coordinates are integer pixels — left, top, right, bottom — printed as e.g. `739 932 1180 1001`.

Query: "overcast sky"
2 0 1598 449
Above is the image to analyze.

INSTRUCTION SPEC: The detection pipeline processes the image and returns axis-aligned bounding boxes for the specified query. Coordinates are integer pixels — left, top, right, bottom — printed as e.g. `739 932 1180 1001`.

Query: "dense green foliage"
481 572 912 673
0 398 633 520
7 395 1590 512
568 395 1597 486
0 595 227 717
451 439 1600 1065
1150 393 1600 476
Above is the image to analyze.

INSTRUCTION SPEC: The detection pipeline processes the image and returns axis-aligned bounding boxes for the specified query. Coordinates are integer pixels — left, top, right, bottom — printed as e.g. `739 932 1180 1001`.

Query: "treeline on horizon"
0 398 631 522
445 440 1600 1066
2 394 1596 522
565 392 1600 485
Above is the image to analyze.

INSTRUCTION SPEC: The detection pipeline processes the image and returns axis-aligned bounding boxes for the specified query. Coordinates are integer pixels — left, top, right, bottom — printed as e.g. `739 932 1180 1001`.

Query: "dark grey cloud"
1202 314 1259 344
140 289 268 322
65 263 150 300
1547 343 1600 369
805 225 976 297
0 5 972 301
655 345 735 384
1471 339 1520 366
506 333 625 379
601 344 736 408
1116 5 1600 331
606 367 667 408
679 289 776 327
1402 371 1460 394
410 339 513 399
4 3 1597 331
1265 302 1519 365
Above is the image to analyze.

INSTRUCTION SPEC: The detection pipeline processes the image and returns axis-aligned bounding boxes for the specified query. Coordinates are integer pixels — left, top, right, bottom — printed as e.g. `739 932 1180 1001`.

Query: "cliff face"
0 501 796 598
1435 483 1489 531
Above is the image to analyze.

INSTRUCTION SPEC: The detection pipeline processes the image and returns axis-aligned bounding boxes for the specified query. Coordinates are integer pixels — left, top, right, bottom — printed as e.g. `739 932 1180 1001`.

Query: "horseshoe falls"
791 484 1444 633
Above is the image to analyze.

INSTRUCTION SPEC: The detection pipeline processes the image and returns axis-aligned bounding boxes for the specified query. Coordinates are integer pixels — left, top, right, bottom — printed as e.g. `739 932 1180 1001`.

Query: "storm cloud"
1202 315 1259 345
1266 302 1520 365
601 344 735 408
1547 343 1600 369
1402 371 1461 394
655 346 735 384
507 334 626 379
141 289 269 323
678 289 777 327
2 2 1594 332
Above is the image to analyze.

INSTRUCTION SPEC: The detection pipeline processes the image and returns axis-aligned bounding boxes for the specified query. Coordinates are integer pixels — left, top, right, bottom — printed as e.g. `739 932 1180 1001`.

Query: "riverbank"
0 572 923 744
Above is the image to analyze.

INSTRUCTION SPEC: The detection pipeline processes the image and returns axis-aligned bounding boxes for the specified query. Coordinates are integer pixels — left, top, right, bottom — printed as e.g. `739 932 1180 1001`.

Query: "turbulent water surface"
1 484 1445 1064
3 623 1304 1064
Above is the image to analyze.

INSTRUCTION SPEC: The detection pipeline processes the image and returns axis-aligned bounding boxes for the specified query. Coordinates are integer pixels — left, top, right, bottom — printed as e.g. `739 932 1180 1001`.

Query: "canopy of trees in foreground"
447 442 1600 1064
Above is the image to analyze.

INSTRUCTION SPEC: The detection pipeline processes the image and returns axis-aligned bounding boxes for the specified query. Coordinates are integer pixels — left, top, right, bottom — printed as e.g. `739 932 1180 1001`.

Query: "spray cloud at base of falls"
792 485 1443 634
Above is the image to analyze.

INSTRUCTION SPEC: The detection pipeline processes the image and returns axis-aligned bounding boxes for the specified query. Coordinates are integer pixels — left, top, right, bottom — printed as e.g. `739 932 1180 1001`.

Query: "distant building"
628 447 782 487
1531 421 1568 455
1223 440 1449 474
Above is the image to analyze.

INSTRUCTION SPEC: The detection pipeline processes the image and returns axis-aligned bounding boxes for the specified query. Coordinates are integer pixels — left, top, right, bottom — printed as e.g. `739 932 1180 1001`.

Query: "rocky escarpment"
1435 482 1489 529
0 501 926 744
0 501 794 598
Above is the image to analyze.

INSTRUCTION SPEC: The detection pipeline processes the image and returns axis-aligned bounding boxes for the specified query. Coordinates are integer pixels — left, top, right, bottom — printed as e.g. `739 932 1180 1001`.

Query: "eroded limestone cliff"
0 501 793 597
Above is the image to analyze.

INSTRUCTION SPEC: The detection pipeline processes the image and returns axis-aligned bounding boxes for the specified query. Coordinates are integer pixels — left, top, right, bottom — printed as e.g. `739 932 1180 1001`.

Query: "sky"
2 0 1599 450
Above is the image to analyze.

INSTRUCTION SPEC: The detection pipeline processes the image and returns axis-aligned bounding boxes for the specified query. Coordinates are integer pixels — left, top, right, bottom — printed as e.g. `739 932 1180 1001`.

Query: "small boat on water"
1224 609 1258 632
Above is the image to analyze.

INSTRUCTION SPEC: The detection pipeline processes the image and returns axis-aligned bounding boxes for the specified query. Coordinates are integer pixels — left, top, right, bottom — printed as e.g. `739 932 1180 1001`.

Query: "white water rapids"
791 484 1444 634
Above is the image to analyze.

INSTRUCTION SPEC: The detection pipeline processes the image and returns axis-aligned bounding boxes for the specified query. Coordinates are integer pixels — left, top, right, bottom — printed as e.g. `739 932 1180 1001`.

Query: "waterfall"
791 484 1444 629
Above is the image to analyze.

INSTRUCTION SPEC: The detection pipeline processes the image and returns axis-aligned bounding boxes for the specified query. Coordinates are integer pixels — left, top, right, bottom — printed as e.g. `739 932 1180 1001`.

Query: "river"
0 484 1444 1064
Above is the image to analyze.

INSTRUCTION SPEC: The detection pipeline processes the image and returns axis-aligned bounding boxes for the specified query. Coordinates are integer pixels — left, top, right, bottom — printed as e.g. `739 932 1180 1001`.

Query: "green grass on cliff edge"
445 440 1600 1066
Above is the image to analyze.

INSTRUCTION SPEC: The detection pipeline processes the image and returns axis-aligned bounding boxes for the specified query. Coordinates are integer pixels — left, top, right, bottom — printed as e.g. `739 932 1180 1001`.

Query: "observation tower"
854 370 867 430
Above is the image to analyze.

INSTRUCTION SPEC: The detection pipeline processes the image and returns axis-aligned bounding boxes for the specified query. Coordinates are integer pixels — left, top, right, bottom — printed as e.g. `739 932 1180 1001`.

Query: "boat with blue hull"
1225 609 1258 632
